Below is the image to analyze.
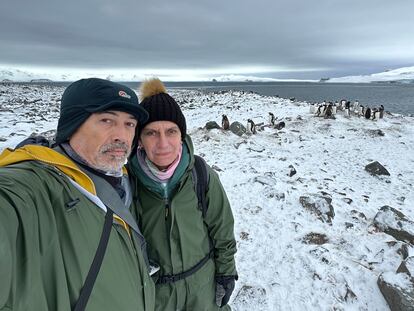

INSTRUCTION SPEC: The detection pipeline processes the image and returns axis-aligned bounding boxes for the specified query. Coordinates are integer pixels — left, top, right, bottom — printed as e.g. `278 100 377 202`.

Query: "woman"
129 78 238 311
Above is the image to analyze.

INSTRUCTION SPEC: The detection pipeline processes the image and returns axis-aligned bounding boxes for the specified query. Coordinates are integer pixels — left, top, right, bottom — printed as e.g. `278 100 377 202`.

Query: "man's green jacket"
0 145 155 311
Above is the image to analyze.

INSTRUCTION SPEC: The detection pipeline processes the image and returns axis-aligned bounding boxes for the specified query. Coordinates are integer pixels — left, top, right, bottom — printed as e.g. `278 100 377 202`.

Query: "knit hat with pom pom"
138 78 186 140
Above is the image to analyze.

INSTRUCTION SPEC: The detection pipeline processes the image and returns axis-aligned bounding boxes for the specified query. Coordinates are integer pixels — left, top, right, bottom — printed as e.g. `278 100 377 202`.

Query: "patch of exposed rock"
373 206 414 244
299 193 335 223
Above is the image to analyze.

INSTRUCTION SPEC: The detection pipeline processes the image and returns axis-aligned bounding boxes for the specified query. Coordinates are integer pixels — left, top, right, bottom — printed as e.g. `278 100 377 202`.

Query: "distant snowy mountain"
327 66 414 83
211 74 317 83
0 67 146 82
2 65 414 83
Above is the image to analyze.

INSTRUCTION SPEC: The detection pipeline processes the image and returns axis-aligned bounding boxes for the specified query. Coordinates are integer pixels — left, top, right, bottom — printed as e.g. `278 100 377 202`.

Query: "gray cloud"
1 0 413 79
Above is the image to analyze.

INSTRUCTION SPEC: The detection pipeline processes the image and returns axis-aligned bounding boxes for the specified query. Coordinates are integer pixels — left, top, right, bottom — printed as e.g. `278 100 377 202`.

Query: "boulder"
373 206 414 244
365 161 390 176
288 165 297 177
230 121 247 136
397 257 414 280
378 272 414 311
299 194 335 223
204 121 221 130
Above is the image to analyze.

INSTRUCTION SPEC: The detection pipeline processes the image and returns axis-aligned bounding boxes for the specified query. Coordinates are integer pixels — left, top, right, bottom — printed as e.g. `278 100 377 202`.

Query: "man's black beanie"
56 78 148 144
138 78 186 140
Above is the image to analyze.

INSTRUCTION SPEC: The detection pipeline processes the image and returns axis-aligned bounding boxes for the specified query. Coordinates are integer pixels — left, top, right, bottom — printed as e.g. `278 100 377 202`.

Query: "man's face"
69 111 137 173
139 121 182 170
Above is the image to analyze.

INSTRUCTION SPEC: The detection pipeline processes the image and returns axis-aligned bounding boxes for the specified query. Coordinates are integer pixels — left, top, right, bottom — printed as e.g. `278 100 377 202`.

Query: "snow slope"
328 66 414 83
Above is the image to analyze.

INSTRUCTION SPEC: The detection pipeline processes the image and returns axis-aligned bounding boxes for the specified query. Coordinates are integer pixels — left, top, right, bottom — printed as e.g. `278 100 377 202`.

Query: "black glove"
215 276 236 307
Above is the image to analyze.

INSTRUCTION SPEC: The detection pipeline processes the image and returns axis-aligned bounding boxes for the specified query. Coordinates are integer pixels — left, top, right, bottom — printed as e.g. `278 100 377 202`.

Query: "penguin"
353 100 360 113
222 114 230 130
316 104 325 117
309 104 316 114
324 104 334 119
332 103 337 115
274 121 285 130
379 105 385 118
268 112 276 125
247 119 257 134
340 99 347 110
372 109 381 121
365 107 371 119
359 105 365 117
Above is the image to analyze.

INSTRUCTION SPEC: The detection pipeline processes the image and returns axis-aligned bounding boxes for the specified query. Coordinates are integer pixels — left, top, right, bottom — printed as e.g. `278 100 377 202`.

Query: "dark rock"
302 232 329 245
345 222 354 229
365 161 390 176
299 194 335 223
377 272 414 311
397 244 410 260
204 121 221 130
240 231 250 241
396 257 414 279
288 165 297 177
373 206 414 244
233 285 267 309
344 284 357 302
230 121 247 137
212 165 223 172
343 198 353 204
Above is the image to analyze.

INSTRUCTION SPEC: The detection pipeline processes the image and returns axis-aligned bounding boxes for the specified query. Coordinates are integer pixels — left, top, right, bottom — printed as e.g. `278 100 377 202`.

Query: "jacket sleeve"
204 168 237 277
0 190 18 309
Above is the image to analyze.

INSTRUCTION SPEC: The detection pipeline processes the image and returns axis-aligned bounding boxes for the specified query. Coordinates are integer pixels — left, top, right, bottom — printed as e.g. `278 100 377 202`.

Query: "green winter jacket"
129 136 237 311
0 145 155 311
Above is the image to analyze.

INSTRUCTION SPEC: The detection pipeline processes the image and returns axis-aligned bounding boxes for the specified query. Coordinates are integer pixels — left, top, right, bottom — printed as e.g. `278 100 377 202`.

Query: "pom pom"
139 78 167 101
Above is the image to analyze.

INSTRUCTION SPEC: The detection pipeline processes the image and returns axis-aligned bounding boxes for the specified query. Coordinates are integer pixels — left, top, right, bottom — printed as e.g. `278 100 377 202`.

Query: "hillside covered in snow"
1 83 414 310
327 66 414 84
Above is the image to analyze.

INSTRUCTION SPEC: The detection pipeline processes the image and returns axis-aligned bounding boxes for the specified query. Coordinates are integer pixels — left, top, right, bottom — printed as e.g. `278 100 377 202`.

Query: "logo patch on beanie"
119 90 131 99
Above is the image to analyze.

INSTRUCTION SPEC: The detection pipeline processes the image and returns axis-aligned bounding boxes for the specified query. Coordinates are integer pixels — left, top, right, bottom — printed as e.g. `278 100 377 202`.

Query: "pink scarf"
137 145 183 182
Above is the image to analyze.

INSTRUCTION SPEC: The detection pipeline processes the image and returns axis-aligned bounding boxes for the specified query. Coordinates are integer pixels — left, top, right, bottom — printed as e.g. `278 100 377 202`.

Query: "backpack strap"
192 155 210 217
72 208 114 311
155 155 212 285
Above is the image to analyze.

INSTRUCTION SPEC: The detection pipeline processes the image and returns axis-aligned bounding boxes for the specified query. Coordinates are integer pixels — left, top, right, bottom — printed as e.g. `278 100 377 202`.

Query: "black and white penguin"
364 107 371 119
359 105 365 117
274 121 285 130
222 114 230 130
247 119 257 134
379 105 385 118
372 109 381 120
268 112 276 125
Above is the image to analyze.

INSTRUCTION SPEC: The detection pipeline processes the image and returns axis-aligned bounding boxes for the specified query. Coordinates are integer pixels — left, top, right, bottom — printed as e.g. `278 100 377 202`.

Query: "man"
129 78 237 310
0 78 155 311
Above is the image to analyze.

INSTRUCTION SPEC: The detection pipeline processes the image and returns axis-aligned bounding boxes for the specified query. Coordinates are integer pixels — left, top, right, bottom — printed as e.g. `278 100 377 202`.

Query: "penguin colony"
309 99 385 120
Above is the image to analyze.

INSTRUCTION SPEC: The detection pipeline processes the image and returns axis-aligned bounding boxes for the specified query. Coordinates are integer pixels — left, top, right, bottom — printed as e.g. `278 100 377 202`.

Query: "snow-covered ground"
1 83 414 310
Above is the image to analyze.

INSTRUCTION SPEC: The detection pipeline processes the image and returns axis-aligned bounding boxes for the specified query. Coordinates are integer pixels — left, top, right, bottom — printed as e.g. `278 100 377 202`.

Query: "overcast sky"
1 0 414 80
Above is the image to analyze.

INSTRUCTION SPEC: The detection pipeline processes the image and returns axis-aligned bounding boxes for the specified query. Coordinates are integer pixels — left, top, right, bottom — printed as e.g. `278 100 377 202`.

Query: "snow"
2 83 414 310
374 207 414 236
328 66 414 83
381 271 413 290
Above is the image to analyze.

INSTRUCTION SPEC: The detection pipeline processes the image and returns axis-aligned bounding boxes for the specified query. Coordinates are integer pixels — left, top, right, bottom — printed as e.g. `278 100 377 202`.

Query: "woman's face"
139 121 182 170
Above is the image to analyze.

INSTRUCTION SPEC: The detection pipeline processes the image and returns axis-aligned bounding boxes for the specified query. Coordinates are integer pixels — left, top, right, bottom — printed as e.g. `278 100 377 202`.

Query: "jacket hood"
0 145 98 194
